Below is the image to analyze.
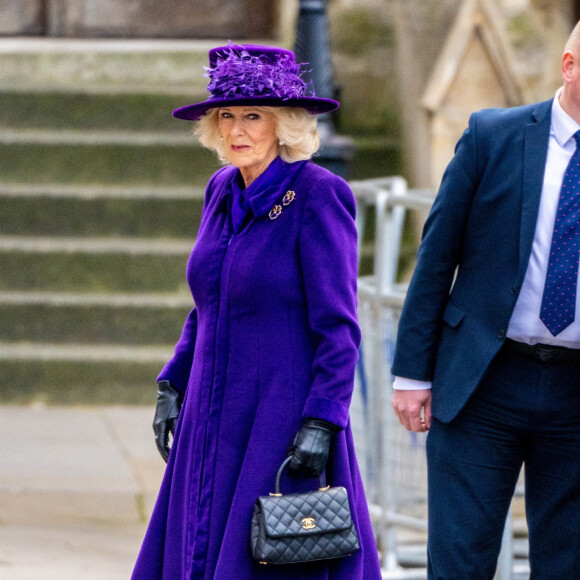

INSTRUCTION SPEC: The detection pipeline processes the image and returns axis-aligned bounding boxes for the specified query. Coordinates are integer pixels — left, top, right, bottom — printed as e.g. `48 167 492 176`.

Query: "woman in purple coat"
132 43 382 580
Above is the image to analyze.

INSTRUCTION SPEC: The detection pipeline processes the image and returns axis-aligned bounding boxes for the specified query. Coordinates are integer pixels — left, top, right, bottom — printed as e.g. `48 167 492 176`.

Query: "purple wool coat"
132 158 382 580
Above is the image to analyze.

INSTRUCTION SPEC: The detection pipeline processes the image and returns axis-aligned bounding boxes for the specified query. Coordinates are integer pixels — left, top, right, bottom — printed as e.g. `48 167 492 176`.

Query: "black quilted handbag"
250 456 359 565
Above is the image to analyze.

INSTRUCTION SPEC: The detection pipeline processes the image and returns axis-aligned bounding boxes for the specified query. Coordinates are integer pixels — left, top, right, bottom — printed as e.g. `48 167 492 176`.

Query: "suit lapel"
518 100 552 281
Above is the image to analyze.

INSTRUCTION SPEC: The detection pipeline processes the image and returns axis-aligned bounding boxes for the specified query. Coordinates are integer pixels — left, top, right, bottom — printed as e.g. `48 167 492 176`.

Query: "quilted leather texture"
261 487 352 536
251 487 359 564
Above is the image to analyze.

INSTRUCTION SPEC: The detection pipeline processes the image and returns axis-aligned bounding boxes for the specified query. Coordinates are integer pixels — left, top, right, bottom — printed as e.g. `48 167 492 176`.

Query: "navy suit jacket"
392 99 553 423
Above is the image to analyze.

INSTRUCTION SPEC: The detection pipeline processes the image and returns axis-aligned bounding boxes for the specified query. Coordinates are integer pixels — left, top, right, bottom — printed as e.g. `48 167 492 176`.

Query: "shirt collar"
552 87 580 148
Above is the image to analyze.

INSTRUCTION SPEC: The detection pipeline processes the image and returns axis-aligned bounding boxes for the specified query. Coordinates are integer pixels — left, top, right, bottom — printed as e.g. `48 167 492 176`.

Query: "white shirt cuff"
393 376 433 390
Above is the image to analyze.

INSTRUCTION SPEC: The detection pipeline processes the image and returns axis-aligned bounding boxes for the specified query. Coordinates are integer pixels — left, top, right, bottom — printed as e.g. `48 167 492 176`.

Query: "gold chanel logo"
301 517 316 530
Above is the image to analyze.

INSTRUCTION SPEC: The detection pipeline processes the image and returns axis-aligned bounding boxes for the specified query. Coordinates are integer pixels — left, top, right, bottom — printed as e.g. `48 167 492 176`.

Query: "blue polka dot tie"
540 130 580 336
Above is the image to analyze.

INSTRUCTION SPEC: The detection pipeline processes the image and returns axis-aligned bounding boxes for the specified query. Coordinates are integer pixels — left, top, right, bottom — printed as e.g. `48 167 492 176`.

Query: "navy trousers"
426 343 580 580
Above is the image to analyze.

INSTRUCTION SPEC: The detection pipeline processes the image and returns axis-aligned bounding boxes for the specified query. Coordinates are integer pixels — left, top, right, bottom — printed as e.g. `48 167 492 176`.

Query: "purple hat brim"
172 94 340 121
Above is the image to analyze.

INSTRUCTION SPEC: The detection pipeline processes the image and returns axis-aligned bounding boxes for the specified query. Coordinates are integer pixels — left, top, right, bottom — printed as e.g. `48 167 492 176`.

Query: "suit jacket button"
497 329 506 339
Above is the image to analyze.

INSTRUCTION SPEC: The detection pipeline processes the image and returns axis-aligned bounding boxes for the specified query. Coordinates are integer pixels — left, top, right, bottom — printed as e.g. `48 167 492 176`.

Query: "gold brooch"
282 190 295 206
269 191 296 221
269 205 282 220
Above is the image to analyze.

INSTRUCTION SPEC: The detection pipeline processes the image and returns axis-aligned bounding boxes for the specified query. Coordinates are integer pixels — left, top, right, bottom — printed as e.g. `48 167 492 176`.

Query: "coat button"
497 329 506 339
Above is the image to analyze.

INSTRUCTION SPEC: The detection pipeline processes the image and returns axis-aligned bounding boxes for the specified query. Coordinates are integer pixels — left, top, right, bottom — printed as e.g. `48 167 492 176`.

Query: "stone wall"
377 0 573 187
0 0 44 35
0 0 277 38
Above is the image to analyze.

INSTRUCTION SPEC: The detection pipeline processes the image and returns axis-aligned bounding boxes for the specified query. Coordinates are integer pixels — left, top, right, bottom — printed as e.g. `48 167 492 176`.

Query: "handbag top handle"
275 457 326 495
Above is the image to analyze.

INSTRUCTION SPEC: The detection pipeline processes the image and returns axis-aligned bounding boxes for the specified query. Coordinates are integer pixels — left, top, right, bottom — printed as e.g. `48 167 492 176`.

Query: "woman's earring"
279 141 285 146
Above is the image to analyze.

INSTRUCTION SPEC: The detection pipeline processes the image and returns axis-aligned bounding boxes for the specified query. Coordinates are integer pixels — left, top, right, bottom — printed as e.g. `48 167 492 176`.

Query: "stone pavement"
0 402 529 580
0 380 370 579
0 404 163 580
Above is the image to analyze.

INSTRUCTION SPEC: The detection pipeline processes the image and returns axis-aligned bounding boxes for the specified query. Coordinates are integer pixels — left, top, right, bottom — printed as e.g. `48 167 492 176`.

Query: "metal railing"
350 176 527 580
352 177 433 578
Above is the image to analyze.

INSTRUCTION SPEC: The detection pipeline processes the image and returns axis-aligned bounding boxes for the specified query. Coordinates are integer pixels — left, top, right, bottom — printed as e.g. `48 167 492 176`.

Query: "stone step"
0 343 171 404
0 129 197 146
0 38 215 94
0 341 174 362
0 136 399 186
0 235 194 253
0 184 205 237
0 291 192 345
0 182 205 197
0 290 192 307
0 236 192 293
0 139 219 186
0 183 381 268
0 91 199 133
0 233 374 296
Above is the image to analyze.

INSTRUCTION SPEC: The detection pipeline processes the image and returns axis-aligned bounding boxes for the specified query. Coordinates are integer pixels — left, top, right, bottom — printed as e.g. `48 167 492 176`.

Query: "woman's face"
218 107 279 186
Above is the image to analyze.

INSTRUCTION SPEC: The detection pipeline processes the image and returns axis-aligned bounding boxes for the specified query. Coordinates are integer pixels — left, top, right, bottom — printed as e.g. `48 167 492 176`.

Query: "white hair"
195 106 320 164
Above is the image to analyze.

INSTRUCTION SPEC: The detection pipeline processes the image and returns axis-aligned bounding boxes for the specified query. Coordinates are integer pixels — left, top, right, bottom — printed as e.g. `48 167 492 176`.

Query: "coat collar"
518 98 553 280
213 157 307 218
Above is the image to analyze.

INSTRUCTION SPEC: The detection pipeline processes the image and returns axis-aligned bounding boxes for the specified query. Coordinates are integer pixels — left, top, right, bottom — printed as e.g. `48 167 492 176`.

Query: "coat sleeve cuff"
157 364 189 394
302 397 349 430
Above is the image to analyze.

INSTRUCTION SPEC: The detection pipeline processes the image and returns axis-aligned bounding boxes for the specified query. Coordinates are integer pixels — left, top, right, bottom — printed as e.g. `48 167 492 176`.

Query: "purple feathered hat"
172 43 340 121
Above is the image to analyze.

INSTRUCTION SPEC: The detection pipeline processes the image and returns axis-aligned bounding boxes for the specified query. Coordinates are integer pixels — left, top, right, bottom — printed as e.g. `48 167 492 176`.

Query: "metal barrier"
352 177 433 577
351 177 527 580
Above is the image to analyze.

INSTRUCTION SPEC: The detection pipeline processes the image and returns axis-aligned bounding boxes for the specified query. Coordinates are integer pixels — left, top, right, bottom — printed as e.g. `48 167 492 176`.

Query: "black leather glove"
288 418 340 478
153 380 183 463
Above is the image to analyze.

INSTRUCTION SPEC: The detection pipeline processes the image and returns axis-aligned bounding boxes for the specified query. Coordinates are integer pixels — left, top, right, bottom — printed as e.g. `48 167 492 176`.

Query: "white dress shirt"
506 90 580 348
395 90 580 391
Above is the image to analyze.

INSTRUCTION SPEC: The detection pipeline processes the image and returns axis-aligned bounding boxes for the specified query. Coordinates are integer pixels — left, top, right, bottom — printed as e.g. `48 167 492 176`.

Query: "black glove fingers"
155 425 170 462
287 419 338 478
288 450 303 473
153 381 183 463
300 431 322 473
168 417 178 436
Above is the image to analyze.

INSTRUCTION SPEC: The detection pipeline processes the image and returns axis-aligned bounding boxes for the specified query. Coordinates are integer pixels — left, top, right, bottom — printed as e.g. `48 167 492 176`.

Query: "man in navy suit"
391 22 580 579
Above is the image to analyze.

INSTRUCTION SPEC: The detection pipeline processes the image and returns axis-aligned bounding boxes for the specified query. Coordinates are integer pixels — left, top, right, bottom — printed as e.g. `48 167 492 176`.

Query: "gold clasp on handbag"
301 517 316 530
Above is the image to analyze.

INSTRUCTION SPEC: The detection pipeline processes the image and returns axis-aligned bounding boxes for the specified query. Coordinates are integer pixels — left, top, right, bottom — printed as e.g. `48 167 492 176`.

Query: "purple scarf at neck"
229 156 307 232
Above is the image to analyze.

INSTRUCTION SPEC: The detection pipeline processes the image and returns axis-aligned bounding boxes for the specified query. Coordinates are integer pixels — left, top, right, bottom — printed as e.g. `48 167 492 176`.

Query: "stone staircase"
0 39 397 404
0 40 221 403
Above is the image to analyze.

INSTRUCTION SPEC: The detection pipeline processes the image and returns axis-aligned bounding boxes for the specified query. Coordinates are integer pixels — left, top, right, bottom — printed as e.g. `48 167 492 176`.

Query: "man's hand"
392 389 432 432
